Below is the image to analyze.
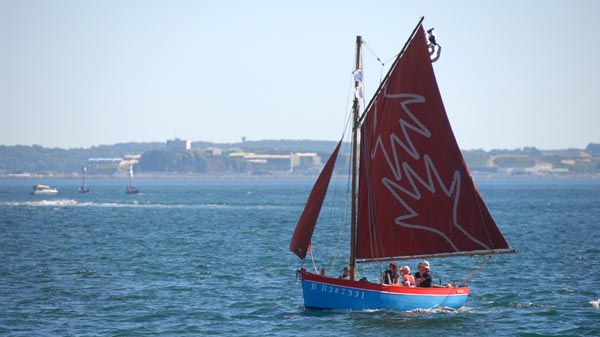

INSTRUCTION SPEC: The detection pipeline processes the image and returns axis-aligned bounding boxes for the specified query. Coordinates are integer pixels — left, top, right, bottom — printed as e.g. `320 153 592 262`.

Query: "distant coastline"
4 172 599 180
1 140 599 178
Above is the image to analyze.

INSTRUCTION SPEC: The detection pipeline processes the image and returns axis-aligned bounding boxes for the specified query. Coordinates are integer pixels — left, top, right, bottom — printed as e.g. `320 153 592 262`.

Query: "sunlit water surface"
1 178 599 336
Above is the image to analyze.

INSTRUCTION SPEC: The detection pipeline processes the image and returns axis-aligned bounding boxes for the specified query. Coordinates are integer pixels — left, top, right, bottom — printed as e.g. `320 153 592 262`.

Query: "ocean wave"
1 199 190 208
2 199 79 207
0 199 293 210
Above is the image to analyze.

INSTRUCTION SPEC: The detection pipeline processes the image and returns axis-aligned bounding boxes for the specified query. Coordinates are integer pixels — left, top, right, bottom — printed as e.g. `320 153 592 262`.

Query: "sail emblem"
368 91 492 252
357 25 511 260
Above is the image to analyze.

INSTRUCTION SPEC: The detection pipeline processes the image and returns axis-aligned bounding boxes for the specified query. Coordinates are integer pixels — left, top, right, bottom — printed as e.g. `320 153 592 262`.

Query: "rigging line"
338 51 360 142
437 287 461 310
363 39 389 87
327 140 348 272
382 54 398 65
327 68 356 272
309 52 357 275
458 255 492 284
358 46 367 122
358 17 425 126
327 127 353 271
309 249 319 274
328 140 354 273
363 40 385 67
438 256 493 310
342 71 355 139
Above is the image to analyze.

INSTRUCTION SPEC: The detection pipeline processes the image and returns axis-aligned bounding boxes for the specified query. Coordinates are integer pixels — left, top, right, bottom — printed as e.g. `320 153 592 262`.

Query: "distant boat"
31 184 58 195
79 165 91 193
126 165 139 194
290 17 515 312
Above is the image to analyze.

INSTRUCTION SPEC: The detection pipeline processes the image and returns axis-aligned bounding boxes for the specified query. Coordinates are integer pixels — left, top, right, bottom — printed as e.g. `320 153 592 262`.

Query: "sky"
1 0 599 150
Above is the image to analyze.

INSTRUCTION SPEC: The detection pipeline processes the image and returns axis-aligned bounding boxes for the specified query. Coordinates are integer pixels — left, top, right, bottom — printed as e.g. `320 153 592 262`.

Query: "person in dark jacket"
414 260 433 287
338 267 350 280
380 262 400 285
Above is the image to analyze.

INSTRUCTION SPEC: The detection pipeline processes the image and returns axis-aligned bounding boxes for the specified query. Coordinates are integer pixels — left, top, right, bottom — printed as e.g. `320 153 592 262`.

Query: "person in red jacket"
400 265 415 286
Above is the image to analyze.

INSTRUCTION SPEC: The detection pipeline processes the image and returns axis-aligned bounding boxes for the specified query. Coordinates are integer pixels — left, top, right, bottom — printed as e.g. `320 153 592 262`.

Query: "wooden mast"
349 35 362 281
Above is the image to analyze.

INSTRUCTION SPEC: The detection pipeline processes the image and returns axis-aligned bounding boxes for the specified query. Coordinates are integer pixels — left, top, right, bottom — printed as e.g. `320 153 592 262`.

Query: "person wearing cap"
380 262 400 285
414 260 433 287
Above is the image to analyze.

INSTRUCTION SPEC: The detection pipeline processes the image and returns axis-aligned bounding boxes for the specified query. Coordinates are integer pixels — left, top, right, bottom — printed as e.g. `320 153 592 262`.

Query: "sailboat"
126 165 139 194
290 18 515 311
79 165 91 193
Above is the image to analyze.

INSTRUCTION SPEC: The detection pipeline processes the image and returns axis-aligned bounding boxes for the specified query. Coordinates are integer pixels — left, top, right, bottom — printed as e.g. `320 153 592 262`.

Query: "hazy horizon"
2 137 598 152
2 0 599 151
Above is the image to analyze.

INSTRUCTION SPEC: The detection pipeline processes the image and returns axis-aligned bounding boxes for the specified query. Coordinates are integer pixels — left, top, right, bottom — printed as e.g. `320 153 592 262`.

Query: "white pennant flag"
352 69 364 99
353 68 363 82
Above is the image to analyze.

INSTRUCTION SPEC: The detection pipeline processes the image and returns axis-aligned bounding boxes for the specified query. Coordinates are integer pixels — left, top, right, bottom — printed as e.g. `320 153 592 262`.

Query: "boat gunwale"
298 269 470 296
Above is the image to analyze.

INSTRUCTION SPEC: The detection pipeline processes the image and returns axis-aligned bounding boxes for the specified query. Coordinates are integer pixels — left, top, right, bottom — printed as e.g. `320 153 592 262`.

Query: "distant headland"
1 139 599 178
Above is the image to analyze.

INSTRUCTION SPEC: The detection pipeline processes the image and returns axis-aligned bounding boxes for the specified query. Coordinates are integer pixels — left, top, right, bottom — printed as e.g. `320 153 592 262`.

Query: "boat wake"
409 305 473 314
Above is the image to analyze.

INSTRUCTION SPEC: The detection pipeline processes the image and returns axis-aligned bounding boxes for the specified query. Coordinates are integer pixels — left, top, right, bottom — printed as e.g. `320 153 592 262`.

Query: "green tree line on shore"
1 141 599 176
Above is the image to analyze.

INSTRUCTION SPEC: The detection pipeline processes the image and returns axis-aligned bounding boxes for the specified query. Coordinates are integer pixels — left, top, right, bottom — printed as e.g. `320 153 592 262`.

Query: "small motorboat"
31 184 58 195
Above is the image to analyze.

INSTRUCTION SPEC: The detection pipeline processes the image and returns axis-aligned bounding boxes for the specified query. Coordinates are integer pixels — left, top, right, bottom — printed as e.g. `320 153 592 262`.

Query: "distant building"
87 155 141 174
292 152 321 168
206 147 223 156
167 138 191 151
88 157 122 174
229 151 321 172
88 157 122 167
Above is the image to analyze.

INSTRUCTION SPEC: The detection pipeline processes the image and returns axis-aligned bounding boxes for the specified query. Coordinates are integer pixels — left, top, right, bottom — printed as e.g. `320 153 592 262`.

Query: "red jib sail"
290 141 342 259
357 26 512 261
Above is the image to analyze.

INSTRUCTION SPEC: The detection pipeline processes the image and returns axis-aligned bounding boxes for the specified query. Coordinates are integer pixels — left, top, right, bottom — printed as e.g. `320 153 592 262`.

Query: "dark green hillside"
1 141 599 176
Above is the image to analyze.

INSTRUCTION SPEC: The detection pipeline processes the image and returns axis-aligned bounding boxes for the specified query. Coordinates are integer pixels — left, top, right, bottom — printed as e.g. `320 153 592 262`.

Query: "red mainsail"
290 141 342 259
356 26 512 261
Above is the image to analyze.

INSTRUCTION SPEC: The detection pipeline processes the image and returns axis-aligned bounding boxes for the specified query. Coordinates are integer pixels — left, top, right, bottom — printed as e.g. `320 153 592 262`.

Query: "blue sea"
1 177 599 336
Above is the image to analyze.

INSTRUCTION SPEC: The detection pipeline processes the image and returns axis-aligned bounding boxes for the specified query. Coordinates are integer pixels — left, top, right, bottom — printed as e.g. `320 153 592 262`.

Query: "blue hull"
299 270 469 311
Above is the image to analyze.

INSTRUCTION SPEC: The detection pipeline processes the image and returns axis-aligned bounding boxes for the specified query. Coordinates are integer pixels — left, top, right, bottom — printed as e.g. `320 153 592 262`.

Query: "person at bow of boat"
414 261 433 287
400 266 416 286
380 262 400 285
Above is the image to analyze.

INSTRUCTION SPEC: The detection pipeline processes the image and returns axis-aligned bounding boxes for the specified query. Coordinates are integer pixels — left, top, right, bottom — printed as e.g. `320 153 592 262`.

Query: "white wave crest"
1 200 290 210
4 199 79 207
